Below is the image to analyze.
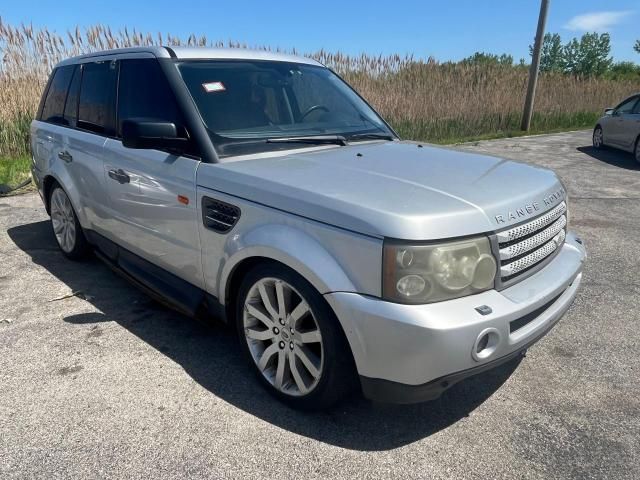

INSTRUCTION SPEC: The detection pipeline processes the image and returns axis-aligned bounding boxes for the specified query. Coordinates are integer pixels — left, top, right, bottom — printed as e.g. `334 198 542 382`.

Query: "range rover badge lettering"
494 188 565 224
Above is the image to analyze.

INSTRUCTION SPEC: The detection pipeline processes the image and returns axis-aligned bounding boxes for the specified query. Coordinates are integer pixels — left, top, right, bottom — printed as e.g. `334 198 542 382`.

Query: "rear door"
64 60 118 231
102 58 203 288
31 63 113 232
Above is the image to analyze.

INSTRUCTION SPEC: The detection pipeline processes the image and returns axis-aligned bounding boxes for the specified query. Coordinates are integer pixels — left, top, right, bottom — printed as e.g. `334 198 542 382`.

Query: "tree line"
461 32 640 80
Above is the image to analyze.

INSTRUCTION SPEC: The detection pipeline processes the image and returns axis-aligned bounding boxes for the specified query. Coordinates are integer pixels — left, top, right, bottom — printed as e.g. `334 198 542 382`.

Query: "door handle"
58 150 73 163
108 169 130 184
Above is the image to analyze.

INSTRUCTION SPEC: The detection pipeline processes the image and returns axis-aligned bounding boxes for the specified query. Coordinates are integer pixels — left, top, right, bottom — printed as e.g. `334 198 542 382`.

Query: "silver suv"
30 47 586 409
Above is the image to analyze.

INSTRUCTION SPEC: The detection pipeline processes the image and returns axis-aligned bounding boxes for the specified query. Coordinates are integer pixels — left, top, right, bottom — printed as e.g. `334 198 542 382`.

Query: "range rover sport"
30 47 586 409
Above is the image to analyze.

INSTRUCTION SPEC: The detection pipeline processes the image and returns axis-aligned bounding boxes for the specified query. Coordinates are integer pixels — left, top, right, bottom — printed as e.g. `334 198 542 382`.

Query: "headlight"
383 236 497 304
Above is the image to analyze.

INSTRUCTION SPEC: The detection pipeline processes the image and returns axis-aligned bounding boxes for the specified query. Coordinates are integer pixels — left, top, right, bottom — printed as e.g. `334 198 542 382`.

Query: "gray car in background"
30 47 586 410
593 93 640 162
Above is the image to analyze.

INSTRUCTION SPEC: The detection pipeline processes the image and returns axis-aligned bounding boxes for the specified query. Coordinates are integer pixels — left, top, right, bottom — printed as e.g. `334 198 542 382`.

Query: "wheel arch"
218 223 360 325
42 175 59 214
219 225 356 303
594 123 604 137
223 255 274 322
218 231 355 305
41 173 87 228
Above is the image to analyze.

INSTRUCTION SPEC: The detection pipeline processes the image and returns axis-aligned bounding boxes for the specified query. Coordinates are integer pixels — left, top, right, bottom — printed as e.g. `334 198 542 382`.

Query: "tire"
592 125 604 149
635 137 640 165
235 263 357 410
49 183 90 260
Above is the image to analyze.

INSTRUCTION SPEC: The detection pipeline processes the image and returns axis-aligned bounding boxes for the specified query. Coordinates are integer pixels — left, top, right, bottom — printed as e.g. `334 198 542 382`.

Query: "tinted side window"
41 66 75 124
78 61 118 135
63 65 81 127
117 59 184 136
36 72 55 121
117 59 197 155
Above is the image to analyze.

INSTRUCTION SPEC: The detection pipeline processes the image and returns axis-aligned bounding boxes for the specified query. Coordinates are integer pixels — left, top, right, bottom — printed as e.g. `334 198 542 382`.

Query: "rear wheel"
592 126 604 149
49 184 89 260
235 263 356 410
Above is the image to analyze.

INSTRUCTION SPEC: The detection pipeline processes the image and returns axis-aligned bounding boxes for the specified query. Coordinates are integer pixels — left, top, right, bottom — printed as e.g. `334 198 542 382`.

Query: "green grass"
0 114 32 158
390 111 600 144
0 155 31 191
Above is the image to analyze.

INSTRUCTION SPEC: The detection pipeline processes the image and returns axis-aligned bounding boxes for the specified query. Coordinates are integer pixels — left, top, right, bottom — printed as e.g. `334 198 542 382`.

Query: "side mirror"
121 119 189 154
604 108 614 116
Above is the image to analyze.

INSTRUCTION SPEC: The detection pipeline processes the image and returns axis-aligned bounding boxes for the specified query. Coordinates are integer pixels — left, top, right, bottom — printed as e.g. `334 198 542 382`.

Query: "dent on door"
102 139 204 288
60 129 111 229
32 127 54 172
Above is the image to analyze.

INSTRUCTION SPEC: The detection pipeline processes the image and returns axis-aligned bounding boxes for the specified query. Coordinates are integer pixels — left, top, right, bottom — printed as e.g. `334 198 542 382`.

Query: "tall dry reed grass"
1 19 639 157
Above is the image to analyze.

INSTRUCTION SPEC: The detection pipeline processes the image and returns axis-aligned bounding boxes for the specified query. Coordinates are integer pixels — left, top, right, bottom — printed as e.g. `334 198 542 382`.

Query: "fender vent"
202 197 240 233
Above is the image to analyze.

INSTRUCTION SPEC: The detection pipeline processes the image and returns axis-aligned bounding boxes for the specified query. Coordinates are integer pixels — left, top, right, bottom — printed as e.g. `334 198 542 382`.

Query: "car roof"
55 46 323 68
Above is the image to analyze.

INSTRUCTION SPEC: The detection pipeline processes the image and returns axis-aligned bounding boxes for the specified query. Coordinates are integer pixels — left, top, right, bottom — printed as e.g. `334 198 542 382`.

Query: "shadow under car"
577 145 639 171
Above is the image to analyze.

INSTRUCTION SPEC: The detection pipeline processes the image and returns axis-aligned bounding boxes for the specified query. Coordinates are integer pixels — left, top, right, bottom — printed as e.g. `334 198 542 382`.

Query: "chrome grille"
499 215 566 260
498 202 567 281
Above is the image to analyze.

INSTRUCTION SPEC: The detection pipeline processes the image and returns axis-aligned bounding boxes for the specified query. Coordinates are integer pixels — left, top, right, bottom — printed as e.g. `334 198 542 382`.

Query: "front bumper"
324 232 586 404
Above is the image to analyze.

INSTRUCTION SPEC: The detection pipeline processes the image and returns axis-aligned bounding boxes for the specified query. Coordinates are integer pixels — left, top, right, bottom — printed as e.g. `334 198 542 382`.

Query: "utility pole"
521 0 550 131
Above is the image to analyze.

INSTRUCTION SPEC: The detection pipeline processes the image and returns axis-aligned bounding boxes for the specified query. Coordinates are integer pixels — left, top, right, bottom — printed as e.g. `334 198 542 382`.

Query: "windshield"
176 60 394 157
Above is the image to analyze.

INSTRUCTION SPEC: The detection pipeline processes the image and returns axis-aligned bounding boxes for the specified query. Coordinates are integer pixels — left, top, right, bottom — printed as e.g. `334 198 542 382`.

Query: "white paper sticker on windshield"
202 81 226 93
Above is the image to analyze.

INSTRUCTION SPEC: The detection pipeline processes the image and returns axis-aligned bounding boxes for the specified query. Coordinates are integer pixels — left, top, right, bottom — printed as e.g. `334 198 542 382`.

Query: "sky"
1 0 638 62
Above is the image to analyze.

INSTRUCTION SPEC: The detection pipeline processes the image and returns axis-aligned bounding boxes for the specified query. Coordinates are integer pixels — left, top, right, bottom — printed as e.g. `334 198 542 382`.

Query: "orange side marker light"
178 195 189 205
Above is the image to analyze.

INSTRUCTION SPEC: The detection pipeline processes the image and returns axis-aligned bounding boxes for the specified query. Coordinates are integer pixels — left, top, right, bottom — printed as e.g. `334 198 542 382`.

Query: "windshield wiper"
347 132 395 141
266 135 347 146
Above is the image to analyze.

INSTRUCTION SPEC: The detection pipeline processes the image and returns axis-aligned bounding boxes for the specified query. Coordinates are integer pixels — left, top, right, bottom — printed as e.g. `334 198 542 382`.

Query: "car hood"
197 141 566 240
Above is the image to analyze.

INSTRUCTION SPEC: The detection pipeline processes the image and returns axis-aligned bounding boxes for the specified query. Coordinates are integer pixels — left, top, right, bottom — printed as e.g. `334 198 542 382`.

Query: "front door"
101 57 204 289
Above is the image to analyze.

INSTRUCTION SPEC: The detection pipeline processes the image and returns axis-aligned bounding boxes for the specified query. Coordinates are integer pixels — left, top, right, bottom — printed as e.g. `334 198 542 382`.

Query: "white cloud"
564 11 633 31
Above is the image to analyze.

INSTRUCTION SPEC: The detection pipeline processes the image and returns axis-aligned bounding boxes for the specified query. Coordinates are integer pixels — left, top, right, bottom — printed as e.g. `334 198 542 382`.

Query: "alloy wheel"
242 277 324 396
50 188 76 253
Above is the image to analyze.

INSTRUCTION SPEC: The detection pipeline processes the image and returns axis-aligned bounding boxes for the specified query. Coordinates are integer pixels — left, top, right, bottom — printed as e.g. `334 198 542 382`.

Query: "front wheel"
235 263 357 410
592 126 604 149
49 184 90 260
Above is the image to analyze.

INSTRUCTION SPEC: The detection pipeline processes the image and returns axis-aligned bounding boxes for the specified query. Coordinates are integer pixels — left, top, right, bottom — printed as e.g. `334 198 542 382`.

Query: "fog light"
472 328 501 361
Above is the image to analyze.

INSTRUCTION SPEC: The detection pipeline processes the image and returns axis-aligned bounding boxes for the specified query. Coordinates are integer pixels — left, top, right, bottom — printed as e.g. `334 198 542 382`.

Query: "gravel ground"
1 130 638 479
